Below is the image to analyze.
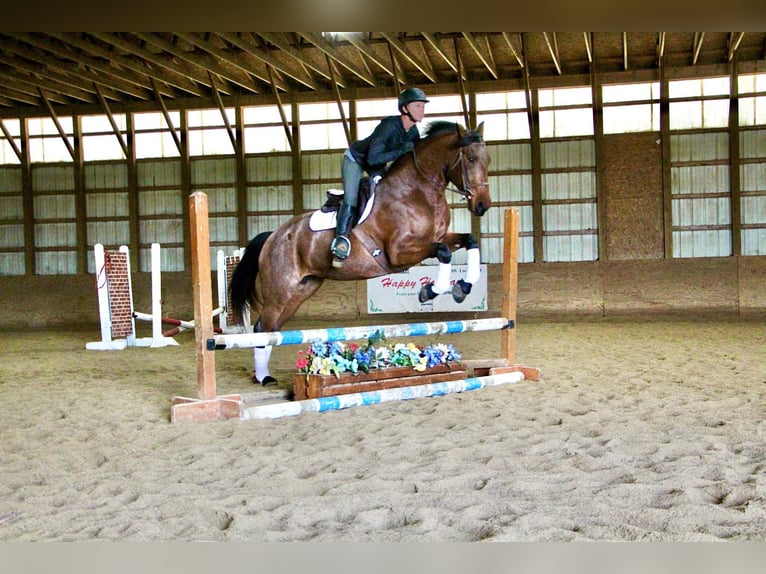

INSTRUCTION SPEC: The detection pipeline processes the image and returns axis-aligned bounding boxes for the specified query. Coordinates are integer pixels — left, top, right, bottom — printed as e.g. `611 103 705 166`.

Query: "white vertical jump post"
171 195 539 423
86 242 178 350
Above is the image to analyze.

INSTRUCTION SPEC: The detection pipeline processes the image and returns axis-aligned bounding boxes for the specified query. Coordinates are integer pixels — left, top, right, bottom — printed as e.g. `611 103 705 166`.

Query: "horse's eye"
468 156 475 163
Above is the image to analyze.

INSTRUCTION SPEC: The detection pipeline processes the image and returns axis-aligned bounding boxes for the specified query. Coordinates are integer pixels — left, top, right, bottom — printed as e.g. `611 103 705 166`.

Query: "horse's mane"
423 121 461 139
422 121 483 146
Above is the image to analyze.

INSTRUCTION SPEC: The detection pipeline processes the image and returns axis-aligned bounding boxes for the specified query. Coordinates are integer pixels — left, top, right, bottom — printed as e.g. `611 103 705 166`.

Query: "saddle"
320 177 374 223
309 177 377 232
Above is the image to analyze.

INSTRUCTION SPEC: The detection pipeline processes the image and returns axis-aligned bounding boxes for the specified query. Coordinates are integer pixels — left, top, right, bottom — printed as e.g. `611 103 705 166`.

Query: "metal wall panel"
138 246 185 273
489 174 532 202
741 196 766 224
542 171 596 200
34 222 76 247
139 219 184 245
0 166 22 190
137 160 181 187
34 195 75 220
544 234 598 262
671 132 729 162
740 163 766 191
543 203 598 232
247 185 294 211
191 158 236 184
247 214 293 238
84 163 128 189
742 229 766 255
541 140 595 168
85 192 129 219
301 152 343 180
673 230 732 258
671 165 730 194
0 223 24 248
0 251 24 275
202 187 237 212
35 251 77 275
86 221 130 253
138 190 183 216
489 143 532 170
672 197 731 226
31 165 75 190
246 155 293 182
0 195 23 219
739 129 766 159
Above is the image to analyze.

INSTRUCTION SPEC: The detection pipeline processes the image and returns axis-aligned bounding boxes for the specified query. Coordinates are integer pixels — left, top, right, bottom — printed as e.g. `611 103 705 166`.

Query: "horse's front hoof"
253 375 278 386
452 279 472 303
419 284 437 303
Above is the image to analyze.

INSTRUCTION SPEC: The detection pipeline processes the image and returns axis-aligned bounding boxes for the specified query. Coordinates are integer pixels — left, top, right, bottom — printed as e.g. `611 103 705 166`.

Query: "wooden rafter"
94 83 129 158
461 32 498 79
728 32 745 62
543 32 562 75
380 33 436 83
0 118 22 161
422 33 460 74
623 32 628 70
207 71 237 152
297 32 376 86
37 87 75 160
150 77 182 155
693 32 705 65
502 32 525 68
583 32 592 64
265 64 294 151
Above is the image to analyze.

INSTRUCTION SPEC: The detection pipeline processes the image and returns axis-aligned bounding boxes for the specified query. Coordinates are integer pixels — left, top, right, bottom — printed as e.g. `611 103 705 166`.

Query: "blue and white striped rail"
208 317 513 350
240 370 526 420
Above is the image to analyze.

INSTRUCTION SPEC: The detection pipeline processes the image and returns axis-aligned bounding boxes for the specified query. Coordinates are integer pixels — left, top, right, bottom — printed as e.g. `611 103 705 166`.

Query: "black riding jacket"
348 115 420 178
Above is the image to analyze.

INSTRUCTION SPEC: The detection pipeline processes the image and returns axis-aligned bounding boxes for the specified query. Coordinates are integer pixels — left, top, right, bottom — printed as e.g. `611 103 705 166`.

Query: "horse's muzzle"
473 202 488 216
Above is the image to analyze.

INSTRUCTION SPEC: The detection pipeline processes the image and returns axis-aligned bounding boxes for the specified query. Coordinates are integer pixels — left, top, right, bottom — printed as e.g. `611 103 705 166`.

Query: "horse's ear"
456 124 467 138
476 122 485 137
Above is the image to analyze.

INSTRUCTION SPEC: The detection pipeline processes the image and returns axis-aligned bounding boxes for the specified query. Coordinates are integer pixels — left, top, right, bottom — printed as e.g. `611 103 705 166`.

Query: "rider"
330 87 429 267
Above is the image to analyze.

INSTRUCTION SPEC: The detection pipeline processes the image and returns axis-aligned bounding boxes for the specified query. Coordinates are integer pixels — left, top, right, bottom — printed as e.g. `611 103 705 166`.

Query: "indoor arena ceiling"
0 32 764 114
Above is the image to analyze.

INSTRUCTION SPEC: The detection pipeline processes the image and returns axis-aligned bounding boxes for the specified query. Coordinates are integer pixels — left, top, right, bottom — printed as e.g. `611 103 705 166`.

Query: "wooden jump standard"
170 192 539 423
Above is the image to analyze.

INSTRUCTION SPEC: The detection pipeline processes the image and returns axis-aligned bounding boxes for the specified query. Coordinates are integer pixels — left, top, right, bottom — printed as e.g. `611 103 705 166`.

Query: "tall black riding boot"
330 201 354 267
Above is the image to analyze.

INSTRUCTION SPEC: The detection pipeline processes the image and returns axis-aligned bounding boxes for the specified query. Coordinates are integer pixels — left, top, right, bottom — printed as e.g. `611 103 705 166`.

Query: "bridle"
444 146 490 201
411 133 489 201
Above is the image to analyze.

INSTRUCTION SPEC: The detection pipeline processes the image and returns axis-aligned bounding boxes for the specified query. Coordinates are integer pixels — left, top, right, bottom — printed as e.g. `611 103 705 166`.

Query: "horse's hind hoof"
452 279 472 303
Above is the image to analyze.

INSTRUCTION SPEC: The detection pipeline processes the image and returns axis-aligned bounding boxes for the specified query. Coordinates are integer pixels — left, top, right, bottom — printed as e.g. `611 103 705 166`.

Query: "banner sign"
366 265 488 314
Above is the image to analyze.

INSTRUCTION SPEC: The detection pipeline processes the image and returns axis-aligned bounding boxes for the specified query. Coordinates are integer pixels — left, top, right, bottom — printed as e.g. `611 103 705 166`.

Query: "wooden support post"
501 208 519 365
171 192 242 422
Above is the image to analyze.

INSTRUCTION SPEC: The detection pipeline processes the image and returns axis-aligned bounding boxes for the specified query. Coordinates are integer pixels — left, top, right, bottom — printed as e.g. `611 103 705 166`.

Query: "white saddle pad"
309 190 376 231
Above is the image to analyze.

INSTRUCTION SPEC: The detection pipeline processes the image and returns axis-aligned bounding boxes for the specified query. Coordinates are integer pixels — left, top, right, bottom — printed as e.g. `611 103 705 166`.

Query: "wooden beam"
150 77 182 155
297 32 376 86
583 32 592 64
658 32 666 65
326 54 351 147
0 66 95 104
37 87 75 160
728 32 745 62
623 32 628 70
386 41 404 91
461 32 498 79
266 64 294 151
256 32 335 84
521 33 543 263
217 32 318 90
85 32 207 97
454 38 470 128
135 32 255 94
543 32 562 75
693 32 705 65
502 32 525 68
207 71 237 152
0 118 22 162
177 32 273 93
422 33 460 74
94 83 129 158
380 33 437 83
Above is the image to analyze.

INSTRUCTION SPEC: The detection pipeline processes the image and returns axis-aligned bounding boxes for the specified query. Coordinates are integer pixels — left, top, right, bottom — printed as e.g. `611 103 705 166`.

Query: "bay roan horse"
229 120 491 383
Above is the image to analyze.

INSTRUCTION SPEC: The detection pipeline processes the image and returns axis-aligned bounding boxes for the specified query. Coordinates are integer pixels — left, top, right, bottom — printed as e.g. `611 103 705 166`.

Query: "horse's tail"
229 231 273 324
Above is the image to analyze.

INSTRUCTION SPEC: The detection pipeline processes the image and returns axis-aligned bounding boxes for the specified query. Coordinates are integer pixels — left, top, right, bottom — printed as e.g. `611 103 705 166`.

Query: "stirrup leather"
331 235 351 260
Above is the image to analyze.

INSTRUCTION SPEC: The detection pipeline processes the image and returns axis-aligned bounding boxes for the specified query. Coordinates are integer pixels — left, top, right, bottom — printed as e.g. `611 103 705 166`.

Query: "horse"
229 120 492 384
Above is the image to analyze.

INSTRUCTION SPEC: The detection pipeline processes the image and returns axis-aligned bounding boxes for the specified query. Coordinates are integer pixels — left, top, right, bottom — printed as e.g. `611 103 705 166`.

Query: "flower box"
293 361 467 401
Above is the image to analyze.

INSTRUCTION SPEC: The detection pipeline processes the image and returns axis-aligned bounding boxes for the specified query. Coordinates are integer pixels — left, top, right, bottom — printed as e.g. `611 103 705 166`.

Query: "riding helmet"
398 87 429 111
